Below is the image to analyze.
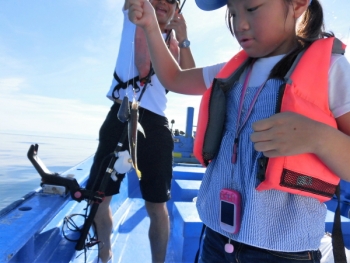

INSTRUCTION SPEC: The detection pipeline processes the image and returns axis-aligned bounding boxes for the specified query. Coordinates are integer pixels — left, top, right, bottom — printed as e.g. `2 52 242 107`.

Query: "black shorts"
86 102 174 203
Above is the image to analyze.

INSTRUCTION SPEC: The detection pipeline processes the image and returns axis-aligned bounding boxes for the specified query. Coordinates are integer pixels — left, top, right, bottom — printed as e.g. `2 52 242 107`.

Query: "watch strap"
178 39 190 48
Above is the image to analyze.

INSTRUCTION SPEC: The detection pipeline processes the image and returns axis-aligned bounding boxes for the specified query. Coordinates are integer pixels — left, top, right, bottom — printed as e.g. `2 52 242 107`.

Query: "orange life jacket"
194 37 346 202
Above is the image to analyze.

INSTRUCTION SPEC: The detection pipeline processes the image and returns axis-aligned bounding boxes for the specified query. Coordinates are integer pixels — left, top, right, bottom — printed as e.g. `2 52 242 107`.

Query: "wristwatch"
178 39 191 48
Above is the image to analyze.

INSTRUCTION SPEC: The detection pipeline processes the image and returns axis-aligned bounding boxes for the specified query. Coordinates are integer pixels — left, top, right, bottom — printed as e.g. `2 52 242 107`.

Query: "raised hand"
128 0 158 32
166 13 188 43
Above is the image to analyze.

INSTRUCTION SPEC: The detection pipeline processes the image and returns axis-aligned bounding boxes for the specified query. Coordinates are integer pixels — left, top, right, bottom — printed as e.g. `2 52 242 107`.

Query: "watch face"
180 39 190 48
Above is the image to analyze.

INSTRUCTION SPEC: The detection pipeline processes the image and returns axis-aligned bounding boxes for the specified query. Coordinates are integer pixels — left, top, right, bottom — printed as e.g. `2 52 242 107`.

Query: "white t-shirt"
202 54 350 118
106 9 169 116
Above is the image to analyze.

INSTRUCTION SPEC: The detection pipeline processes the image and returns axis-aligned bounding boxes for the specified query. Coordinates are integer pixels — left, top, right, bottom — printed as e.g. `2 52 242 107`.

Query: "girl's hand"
166 13 188 44
128 0 158 32
250 112 322 157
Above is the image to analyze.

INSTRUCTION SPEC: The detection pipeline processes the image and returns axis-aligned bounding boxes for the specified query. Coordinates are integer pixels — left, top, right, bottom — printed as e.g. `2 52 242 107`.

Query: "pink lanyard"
232 62 268 164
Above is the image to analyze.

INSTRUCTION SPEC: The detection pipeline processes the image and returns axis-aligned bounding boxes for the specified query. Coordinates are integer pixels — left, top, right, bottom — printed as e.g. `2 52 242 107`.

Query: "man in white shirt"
86 0 195 262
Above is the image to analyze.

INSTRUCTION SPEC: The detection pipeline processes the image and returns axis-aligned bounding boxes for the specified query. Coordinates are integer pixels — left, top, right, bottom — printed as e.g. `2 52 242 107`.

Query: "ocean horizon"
0 131 98 211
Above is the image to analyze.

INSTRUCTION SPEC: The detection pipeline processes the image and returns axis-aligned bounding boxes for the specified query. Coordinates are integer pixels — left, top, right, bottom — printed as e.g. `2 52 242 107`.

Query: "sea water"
0 132 98 211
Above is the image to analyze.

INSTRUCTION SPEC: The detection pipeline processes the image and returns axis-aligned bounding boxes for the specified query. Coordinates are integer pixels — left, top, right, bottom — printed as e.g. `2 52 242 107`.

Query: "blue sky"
0 0 349 139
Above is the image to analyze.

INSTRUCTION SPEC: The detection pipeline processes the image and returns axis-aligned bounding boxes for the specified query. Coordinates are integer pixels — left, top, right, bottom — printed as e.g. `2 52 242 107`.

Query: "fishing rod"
27 137 129 252
75 123 129 251
165 0 187 43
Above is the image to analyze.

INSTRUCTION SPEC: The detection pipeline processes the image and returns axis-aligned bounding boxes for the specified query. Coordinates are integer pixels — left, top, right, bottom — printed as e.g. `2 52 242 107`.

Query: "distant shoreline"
0 131 97 141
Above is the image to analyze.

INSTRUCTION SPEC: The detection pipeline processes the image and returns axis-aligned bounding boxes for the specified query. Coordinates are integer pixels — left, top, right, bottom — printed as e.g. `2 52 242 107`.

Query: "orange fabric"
256 37 339 202
167 30 180 63
194 37 342 202
134 26 151 80
193 50 248 166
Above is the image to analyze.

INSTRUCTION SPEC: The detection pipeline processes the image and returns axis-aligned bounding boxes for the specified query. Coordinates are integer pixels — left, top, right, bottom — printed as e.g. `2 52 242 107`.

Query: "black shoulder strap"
332 38 346 55
113 29 176 101
330 37 347 263
194 224 206 263
112 67 156 102
137 66 154 102
332 184 347 263
112 72 140 100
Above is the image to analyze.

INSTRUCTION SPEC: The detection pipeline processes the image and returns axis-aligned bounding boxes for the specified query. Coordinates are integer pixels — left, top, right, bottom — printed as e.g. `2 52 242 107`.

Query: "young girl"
128 0 350 262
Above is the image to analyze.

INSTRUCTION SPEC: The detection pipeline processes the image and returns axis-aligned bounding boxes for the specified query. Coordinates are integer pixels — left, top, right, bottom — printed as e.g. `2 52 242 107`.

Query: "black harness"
112 69 155 100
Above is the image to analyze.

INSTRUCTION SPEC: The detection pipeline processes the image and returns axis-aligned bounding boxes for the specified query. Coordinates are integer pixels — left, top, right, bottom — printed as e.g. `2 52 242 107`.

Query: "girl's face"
227 0 298 58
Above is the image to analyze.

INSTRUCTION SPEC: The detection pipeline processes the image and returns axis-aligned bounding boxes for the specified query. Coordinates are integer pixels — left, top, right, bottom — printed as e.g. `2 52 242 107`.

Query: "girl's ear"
291 0 309 19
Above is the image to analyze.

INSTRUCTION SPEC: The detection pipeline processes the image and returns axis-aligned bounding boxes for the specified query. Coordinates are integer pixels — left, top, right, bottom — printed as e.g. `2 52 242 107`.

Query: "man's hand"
166 13 188 43
250 112 322 157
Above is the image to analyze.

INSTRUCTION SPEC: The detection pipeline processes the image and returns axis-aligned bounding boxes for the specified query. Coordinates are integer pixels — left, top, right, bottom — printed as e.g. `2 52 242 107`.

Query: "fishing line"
131 39 138 101
62 212 98 242
63 210 100 263
125 26 137 101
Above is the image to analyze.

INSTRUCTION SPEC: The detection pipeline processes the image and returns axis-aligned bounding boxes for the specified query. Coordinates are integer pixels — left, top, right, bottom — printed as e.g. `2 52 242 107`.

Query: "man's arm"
167 13 195 70
179 46 195 70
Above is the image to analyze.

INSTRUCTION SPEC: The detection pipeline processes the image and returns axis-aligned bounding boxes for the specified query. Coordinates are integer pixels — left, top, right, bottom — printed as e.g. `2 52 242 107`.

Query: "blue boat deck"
1 156 350 263
0 157 206 263
69 162 206 263
71 196 202 263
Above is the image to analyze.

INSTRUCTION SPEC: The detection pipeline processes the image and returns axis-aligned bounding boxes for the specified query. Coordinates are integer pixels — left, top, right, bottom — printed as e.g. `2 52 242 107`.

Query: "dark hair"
225 0 334 79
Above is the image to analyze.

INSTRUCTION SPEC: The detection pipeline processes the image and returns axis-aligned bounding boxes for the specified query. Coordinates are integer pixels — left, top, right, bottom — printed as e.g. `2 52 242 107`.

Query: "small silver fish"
128 98 145 180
